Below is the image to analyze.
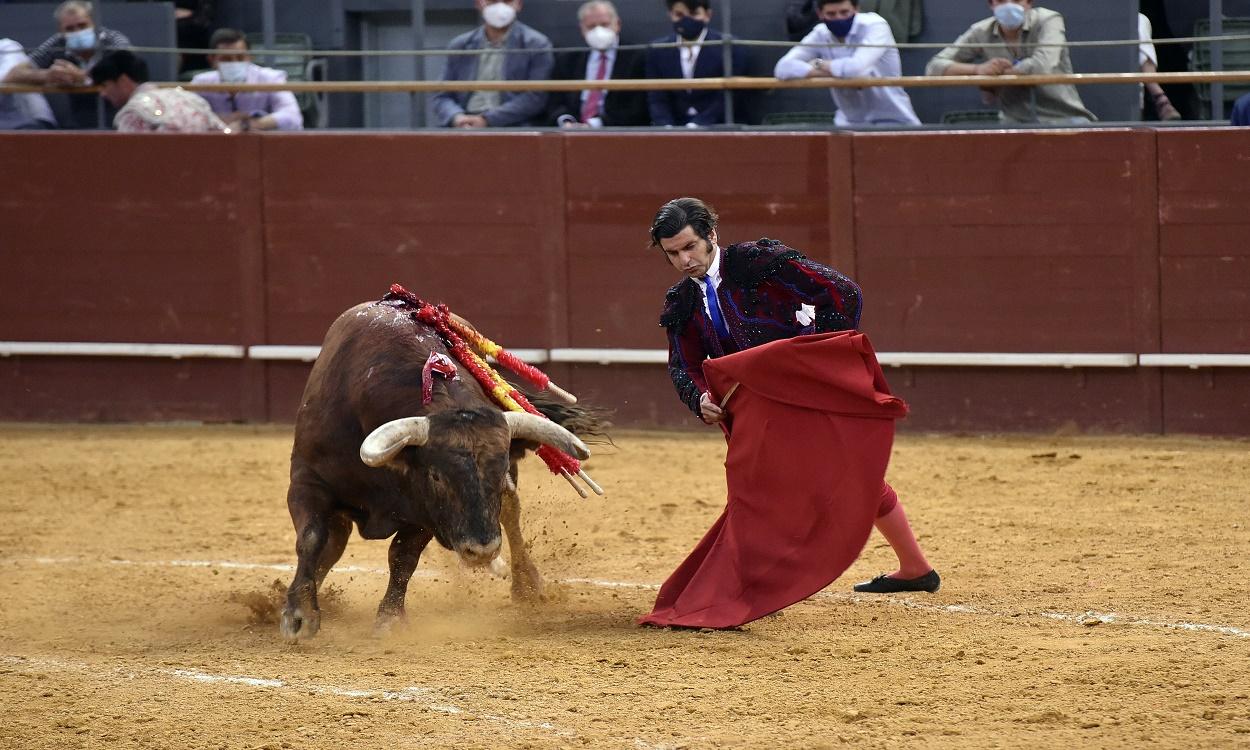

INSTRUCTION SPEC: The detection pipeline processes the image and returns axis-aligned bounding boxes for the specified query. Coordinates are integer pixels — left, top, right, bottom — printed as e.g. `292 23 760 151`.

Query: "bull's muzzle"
456 536 502 567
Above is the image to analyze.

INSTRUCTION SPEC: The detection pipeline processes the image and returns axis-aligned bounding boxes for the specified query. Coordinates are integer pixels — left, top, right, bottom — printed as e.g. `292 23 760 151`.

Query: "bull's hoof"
510 573 546 604
488 555 509 579
372 608 407 638
280 606 321 642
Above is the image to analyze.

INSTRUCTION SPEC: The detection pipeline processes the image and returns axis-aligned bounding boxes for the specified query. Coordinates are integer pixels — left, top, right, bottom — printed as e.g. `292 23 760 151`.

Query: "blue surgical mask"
824 15 855 38
65 27 96 50
674 16 706 41
993 3 1026 31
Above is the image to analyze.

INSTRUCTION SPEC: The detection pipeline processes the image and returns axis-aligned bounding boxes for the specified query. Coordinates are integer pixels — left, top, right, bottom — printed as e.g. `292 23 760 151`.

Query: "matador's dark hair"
649 197 719 248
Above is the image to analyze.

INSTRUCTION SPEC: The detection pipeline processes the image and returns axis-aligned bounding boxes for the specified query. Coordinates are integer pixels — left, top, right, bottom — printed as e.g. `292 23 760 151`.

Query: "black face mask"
674 16 707 41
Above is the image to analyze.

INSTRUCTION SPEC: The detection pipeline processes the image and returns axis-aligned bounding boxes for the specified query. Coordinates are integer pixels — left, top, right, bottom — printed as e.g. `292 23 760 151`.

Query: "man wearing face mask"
774 0 919 126
644 0 748 127
926 0 1094 124
6 1 132 129
432 0 553 128
546 1 648 128
190 29 303 132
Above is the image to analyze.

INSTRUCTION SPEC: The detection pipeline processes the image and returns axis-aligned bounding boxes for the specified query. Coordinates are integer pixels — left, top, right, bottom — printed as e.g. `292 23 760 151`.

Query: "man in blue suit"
644 0 748 127
432 0 553 128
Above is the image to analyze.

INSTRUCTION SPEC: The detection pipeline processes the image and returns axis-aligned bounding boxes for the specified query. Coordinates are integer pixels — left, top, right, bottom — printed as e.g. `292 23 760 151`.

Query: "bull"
280 301 601 642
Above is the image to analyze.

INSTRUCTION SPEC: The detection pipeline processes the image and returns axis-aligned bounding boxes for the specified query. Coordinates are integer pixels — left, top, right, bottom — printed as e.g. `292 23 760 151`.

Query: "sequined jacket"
660 238 863 418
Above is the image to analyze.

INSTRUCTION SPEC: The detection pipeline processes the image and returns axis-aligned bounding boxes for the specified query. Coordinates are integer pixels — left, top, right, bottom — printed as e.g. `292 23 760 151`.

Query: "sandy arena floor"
0 423 1248 749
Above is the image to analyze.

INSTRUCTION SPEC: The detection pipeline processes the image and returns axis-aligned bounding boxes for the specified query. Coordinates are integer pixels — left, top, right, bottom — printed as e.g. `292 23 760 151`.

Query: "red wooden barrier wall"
1 129 1247 433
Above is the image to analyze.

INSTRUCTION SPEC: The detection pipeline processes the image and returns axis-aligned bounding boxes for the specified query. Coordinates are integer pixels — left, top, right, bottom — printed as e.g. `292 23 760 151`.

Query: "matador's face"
659 225 718 280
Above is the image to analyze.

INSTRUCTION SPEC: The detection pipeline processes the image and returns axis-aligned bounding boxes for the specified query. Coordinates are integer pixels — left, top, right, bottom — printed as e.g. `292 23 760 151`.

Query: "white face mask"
64 27 96 50
993 2 1026 31
584 25 618 51
218 61 249 83
482 2 517 29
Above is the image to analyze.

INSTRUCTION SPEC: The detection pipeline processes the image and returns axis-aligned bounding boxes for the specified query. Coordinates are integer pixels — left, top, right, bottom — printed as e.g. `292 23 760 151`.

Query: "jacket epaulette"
659 278 700 330
722 238 805 291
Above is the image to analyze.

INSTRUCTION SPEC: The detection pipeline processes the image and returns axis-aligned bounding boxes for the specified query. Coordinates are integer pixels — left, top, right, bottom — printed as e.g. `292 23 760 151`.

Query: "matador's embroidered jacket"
660 238 863 418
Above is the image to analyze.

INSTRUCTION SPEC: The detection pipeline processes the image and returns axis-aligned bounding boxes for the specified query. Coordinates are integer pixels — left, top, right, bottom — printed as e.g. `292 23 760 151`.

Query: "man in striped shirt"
4 1 132 128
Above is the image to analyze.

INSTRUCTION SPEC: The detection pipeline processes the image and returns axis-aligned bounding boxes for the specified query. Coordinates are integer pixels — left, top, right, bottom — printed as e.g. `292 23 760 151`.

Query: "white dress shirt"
581 47 616 127
680 28 707 80
774 12 920 126
697 246 723 319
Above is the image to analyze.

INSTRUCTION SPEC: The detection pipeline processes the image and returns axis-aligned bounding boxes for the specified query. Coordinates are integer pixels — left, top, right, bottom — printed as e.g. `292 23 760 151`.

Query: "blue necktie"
701 277 732 342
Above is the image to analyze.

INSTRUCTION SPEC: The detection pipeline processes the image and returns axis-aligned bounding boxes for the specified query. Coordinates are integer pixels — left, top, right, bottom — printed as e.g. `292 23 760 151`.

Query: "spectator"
547 0 648 128
93 50 228 132
1138 13 1180 121
4 1 132 128
1233 93 1250 126
925 0 1095 124
0 39 57 129
645 0 747 127
786 0 923 46
190 29 303 131
432 0 553 128
774 0 920 126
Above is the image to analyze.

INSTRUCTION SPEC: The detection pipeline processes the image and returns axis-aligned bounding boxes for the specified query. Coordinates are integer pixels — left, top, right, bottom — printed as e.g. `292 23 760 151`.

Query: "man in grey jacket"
432 0 554 128
926 0 1094 124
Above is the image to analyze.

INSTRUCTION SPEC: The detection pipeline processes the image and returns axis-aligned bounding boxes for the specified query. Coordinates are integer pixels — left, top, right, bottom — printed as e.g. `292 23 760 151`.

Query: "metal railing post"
721 0 734 125
262 0 276 67
1211 0 1224 120
411 0 427 127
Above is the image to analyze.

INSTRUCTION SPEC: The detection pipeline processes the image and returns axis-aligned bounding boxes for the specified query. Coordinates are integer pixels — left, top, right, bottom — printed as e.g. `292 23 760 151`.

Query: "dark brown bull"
280 301 596 642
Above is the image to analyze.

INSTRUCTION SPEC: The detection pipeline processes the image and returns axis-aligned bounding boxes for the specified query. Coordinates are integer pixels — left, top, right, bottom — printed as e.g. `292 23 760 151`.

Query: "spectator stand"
0 1 176 128
1191 17 1250 119
245 32 328 129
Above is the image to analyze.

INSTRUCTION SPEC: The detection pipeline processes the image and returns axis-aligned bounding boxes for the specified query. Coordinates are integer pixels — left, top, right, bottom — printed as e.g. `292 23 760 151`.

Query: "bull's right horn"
503 412 591 460
360 417 430 467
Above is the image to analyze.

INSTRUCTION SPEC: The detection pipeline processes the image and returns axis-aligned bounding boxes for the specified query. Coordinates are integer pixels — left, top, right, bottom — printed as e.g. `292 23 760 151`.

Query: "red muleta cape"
638 331 908 629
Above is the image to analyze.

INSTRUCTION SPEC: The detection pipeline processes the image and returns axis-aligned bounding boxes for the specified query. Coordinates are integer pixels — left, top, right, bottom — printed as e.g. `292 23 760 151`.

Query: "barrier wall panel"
1161 371 1250 435
0 358 249 422
562 133 848 349
1157 130 1250 353
261 134 567 348
889 368 1159 433
853 130 1159 355
0 134 262 344
564 364 697 429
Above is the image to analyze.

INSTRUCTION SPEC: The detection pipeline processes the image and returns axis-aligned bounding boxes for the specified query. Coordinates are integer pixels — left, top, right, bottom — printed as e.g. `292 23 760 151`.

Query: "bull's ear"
360 417 430 467
503 412 591 460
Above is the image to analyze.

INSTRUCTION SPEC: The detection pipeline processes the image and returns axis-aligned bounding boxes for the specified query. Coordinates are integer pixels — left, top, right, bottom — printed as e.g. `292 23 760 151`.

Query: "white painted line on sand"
10 556 1249 639
0 654 571 736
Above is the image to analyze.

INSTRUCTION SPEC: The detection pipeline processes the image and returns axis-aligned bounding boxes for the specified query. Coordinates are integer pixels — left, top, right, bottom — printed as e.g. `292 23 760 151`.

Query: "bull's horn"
359 417 430 467
503 412 591 460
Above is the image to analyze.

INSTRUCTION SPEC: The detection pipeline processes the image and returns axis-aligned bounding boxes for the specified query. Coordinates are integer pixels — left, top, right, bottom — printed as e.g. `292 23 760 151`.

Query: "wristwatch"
811 58 825 72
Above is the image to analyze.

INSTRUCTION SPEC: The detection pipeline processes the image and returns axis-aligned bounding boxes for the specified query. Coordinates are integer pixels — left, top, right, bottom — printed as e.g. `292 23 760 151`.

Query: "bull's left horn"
503 412 591 460
360 416 431 467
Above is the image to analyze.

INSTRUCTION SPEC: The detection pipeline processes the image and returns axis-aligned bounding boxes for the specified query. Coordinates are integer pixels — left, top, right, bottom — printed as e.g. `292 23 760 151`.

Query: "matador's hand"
699 391 726 424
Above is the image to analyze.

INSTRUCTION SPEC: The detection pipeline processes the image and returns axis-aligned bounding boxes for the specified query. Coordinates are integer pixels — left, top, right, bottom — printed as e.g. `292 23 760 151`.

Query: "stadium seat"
940 109 1002 125
761 111 836 126
1189 18 1250 118
246 32 329 129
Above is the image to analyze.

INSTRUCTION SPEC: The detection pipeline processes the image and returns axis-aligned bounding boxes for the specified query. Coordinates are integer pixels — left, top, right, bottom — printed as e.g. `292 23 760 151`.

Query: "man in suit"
644 0 747 127
639 197 940 628
432 0 553 128
547 1 649 128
